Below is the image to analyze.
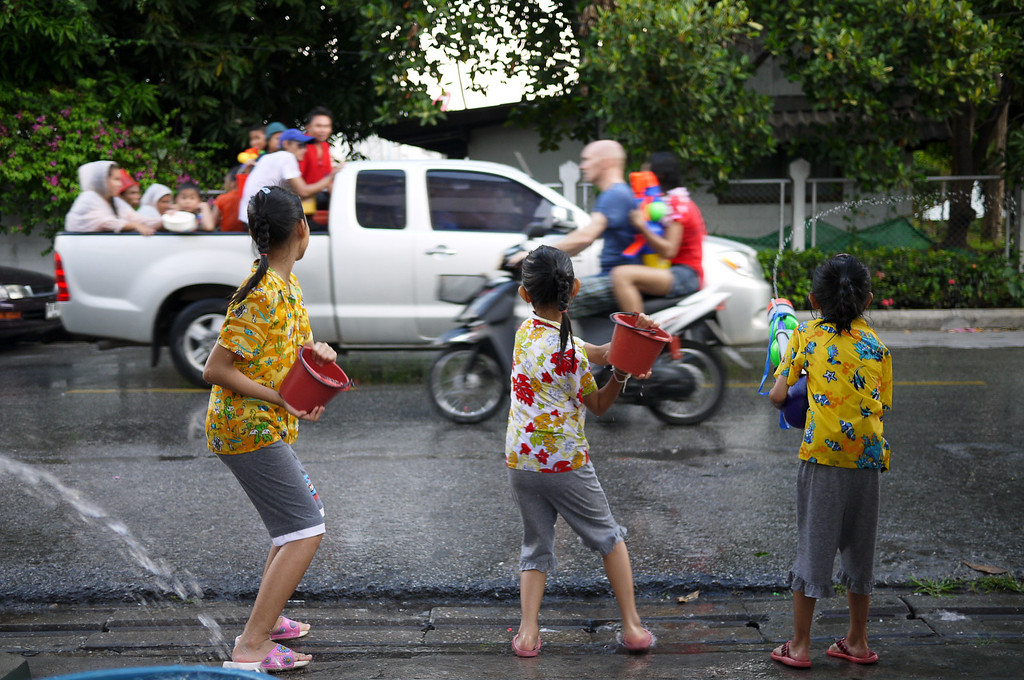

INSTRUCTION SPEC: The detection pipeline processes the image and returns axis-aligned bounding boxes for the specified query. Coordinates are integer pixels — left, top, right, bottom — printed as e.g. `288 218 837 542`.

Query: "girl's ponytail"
230 186 303 306
555 267 576 372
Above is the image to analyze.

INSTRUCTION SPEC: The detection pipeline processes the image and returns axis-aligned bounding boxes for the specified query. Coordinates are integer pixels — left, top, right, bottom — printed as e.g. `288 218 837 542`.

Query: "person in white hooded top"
64 161 156 235
138 184 173 221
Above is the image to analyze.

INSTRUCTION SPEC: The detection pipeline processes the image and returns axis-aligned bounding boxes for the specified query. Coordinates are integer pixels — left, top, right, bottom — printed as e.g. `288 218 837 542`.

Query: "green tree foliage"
746 0 1022 248
362 1 776 179
3 0 1022 248
578 1 775 182
1 0 382 151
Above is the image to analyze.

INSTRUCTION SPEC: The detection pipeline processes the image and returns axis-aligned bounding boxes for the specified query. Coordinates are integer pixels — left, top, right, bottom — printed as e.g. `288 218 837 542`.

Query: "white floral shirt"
505 313 598 472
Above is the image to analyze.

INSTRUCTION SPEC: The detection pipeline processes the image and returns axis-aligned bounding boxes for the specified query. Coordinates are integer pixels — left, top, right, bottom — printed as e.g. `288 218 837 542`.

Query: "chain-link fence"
694 175 1020 259
552 170 1022 263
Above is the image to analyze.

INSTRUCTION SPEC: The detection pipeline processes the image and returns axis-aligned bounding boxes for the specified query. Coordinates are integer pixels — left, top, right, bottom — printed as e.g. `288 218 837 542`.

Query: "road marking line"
66 388 208 394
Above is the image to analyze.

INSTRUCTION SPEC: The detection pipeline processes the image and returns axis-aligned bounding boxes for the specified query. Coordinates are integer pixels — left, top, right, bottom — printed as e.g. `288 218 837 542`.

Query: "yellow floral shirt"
775 318 892 470
505 314 598 472
206 264 311 454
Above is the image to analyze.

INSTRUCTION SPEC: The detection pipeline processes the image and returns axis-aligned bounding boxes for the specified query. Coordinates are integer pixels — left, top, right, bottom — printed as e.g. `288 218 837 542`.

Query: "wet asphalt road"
0 333 1021 605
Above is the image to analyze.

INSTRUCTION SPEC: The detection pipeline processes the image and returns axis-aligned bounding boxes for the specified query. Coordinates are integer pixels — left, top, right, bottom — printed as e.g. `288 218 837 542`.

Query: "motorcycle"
427 244 731 425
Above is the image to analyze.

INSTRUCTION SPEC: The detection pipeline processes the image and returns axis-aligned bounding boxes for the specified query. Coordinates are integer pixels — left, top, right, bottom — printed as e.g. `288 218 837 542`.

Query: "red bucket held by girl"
607 312 672 376
279 346 352 412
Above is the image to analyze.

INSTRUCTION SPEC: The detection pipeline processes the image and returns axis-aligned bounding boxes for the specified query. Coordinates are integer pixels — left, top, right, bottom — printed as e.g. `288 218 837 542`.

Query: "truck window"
356 170 406 229
426 170 555 233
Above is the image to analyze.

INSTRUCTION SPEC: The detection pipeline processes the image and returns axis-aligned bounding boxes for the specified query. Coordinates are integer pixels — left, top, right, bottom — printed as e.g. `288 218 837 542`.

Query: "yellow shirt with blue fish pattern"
774 317 892 470
206 264 311 454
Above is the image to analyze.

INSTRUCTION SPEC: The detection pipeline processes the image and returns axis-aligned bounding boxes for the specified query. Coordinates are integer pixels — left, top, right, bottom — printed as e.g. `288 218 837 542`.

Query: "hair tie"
259 186 272 196
259 252 268 258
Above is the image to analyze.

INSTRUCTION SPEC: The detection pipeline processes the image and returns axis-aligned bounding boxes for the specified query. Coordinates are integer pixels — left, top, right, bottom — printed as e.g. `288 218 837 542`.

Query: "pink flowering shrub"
0 80 222 239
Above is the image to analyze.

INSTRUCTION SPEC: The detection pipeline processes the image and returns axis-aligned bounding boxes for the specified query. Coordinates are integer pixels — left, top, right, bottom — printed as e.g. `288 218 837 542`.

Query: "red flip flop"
771 641 812 668
827 637 879 664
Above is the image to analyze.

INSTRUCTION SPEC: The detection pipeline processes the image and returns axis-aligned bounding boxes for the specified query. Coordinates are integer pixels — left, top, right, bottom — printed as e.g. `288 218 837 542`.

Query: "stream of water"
0 452 231 661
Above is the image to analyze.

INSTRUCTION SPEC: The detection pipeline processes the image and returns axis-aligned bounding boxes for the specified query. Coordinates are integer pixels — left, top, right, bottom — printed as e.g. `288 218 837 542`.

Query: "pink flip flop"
512 633 541 657
619 627 654 653
827 637 878 664
771 640 812 668
270 616 309 641
224 640 311 673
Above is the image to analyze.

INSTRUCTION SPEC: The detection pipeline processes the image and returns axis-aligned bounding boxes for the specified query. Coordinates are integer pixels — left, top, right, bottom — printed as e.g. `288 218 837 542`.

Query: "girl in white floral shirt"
505 245 654 657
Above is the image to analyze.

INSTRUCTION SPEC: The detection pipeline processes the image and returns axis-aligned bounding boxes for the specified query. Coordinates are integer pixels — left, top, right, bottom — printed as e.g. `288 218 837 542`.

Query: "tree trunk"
981 99 1009 243
943 109 976 249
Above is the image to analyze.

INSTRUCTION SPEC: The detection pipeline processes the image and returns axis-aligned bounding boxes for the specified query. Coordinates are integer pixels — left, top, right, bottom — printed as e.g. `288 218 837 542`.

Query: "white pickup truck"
54 159 770 385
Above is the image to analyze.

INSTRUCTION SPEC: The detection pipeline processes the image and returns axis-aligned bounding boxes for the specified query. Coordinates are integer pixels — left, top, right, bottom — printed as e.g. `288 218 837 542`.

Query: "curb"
794 308 1024 331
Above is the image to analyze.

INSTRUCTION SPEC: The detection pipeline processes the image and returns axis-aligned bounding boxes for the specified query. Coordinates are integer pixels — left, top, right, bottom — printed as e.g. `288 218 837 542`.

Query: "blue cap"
279 128 314 144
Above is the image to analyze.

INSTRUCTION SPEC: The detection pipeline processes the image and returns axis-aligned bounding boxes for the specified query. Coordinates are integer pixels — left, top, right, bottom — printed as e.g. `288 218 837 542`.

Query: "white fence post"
789 158 811 252
559 161 581 206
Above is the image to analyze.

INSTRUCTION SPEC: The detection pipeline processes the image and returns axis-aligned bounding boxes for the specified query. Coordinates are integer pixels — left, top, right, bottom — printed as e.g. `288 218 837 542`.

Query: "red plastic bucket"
278 346 351 412
607 312 672 376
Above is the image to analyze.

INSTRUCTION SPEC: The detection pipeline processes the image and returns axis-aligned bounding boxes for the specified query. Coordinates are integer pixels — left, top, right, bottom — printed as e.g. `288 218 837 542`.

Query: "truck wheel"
169 299 227 387
428 347 506 424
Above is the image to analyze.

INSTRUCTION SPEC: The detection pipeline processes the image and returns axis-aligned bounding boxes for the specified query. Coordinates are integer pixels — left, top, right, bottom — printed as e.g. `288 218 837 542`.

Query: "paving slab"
2 591 1022 678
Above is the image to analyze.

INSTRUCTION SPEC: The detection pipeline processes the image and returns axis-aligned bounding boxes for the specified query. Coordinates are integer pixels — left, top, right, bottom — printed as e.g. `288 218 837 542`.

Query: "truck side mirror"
525 223 549 239
549 206 575 234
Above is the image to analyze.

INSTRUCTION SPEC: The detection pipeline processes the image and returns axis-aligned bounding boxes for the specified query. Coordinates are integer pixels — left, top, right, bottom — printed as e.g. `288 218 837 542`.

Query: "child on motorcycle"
505 244 654 657
610 151 705 314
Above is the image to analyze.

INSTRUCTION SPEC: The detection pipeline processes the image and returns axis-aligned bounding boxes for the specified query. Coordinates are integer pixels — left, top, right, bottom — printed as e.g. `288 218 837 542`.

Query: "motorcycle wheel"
647 339 725 426
428 347 506 424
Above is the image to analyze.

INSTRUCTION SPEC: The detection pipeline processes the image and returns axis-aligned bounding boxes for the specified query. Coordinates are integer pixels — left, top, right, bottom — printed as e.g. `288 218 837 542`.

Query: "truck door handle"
426 245 457 256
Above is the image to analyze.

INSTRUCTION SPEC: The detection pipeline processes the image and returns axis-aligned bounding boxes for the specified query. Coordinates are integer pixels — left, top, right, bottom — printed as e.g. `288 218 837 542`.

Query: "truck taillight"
54 252 70 302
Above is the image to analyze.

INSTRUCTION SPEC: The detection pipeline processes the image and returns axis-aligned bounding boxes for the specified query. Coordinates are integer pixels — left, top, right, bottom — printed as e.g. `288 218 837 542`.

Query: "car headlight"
0 284 32 301
719 251 763 279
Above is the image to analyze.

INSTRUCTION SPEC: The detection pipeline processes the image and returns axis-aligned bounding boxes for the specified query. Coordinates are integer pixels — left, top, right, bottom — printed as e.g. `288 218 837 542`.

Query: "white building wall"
466 124 585 188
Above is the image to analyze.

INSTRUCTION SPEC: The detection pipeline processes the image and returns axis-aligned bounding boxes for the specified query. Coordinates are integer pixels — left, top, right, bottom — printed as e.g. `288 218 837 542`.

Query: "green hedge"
757 247 1024 310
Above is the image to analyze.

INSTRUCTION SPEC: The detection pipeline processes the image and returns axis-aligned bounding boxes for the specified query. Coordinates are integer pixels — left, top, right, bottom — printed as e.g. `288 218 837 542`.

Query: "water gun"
623 170 669 267
237 147 261 164
757 298 805 429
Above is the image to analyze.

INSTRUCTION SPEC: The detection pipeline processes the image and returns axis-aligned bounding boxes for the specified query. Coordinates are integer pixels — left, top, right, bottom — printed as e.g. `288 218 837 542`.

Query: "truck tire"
169 298 227 387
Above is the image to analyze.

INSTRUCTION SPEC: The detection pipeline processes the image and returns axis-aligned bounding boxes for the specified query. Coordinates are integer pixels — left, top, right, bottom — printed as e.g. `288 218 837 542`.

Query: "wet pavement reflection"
0 336 1022 605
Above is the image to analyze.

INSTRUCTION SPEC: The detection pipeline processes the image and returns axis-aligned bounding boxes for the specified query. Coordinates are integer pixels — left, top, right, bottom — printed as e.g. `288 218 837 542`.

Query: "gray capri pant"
789 460 880 599
507 464 627 573
218 439 325 547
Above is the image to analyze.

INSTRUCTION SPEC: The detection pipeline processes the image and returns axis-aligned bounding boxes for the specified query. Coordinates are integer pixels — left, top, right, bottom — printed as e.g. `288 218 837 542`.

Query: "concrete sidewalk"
2 589 1022 679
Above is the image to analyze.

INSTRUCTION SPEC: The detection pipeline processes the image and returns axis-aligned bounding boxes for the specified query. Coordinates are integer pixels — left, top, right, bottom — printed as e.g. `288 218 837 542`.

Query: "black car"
0 265 63 342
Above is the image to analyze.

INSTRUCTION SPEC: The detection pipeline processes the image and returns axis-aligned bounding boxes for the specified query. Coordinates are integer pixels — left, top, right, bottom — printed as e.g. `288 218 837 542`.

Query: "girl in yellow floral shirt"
768 253 891 669
505 245 654 657
204 186 336 673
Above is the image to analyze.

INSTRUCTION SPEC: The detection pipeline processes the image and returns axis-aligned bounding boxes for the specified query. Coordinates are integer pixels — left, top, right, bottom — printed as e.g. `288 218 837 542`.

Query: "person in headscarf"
64 161 156 235
138 184 174 221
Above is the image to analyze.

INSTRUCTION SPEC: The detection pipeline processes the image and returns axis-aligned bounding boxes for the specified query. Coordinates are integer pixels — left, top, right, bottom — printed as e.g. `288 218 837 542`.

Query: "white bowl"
162 211 197 233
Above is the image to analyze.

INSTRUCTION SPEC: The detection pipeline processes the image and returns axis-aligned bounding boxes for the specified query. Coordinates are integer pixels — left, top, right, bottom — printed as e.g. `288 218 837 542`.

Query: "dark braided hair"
521 245 577 370
812 253 871 335
230 186 304 306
